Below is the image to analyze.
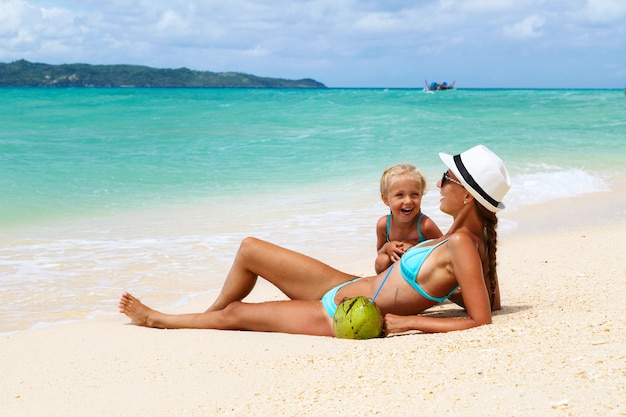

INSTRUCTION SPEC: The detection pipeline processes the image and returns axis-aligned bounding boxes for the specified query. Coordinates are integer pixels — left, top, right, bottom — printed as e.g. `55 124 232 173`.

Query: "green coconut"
333 296 384 339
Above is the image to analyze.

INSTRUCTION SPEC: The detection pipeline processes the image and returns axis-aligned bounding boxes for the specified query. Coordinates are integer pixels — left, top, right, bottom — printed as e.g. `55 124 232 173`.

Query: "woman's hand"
383 313 414 335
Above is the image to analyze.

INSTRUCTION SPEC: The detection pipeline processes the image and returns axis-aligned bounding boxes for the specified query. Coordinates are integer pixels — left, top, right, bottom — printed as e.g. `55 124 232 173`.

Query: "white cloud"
584 0 626 23
457 0 524 13
0 0 78 54
156 10 186 33
503 15 546 39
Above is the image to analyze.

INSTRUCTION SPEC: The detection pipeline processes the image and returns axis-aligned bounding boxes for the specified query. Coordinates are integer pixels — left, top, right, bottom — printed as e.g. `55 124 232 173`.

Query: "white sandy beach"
1 188 625 417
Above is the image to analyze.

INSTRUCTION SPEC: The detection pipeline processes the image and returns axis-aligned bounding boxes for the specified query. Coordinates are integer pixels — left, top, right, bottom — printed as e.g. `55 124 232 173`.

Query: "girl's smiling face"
382 175 424 222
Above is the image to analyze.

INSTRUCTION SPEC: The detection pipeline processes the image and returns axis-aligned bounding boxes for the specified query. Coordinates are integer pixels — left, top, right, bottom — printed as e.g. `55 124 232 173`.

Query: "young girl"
375 164 443 273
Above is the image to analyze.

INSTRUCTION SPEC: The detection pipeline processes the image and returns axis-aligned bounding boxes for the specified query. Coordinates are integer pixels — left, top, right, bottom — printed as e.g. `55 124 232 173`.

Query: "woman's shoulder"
443 231 485 262
445 230 480 248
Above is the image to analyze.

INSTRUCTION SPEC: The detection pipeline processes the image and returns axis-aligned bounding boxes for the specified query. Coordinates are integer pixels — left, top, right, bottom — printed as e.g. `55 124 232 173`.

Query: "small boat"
424 80 455 91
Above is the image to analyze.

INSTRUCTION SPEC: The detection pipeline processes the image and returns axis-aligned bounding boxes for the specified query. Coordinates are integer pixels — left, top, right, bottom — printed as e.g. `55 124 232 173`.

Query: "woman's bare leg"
119 292 334 336
207 237 355 312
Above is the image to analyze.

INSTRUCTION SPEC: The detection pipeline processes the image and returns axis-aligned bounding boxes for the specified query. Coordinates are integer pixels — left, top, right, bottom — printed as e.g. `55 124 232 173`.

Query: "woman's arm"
383 312 489 334
448 285 501 311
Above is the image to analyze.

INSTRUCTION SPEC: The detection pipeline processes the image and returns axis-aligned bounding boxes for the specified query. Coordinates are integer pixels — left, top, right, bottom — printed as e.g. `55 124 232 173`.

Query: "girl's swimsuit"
321 238 459 318
386 213 426 243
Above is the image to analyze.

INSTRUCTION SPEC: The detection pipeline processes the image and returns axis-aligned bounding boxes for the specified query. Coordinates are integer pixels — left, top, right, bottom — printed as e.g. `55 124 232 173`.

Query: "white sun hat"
439 144 511 212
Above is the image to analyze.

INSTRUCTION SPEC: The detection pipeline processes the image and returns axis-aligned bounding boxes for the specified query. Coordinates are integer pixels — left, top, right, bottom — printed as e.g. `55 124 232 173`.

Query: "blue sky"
1 0 625 88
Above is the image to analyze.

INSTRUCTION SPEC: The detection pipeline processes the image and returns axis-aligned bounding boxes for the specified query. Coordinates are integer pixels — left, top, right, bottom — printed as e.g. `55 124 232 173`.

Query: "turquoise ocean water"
1 87 625 333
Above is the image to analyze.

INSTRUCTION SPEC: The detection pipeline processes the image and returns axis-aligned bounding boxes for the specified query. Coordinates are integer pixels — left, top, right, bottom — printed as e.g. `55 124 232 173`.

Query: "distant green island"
0 60 327 88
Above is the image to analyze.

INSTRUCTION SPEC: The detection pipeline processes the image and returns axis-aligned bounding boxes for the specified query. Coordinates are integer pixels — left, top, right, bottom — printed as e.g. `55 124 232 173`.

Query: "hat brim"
438 152 505 212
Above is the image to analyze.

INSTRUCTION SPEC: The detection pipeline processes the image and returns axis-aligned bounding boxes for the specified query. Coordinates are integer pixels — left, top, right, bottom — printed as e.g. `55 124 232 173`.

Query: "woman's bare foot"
118 292 155 327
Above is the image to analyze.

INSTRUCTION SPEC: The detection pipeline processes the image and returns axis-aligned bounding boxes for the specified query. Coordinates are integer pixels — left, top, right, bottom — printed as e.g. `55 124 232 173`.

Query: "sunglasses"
441 171 463 187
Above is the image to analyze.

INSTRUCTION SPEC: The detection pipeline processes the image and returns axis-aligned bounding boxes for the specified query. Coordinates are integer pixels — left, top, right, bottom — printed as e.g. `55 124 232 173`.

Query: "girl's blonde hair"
379 164 427 196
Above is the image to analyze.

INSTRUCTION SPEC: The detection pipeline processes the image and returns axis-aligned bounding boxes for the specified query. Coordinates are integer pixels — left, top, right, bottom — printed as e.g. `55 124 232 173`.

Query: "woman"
119 144 511 336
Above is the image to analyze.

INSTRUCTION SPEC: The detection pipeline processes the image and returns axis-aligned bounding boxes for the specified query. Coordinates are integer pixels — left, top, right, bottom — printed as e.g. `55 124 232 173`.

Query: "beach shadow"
418 302 532 319
495 304 532 316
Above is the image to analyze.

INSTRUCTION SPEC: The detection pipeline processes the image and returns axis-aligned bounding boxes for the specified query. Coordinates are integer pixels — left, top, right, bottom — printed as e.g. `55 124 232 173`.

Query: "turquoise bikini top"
399 239 459 303
385 213 426 243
